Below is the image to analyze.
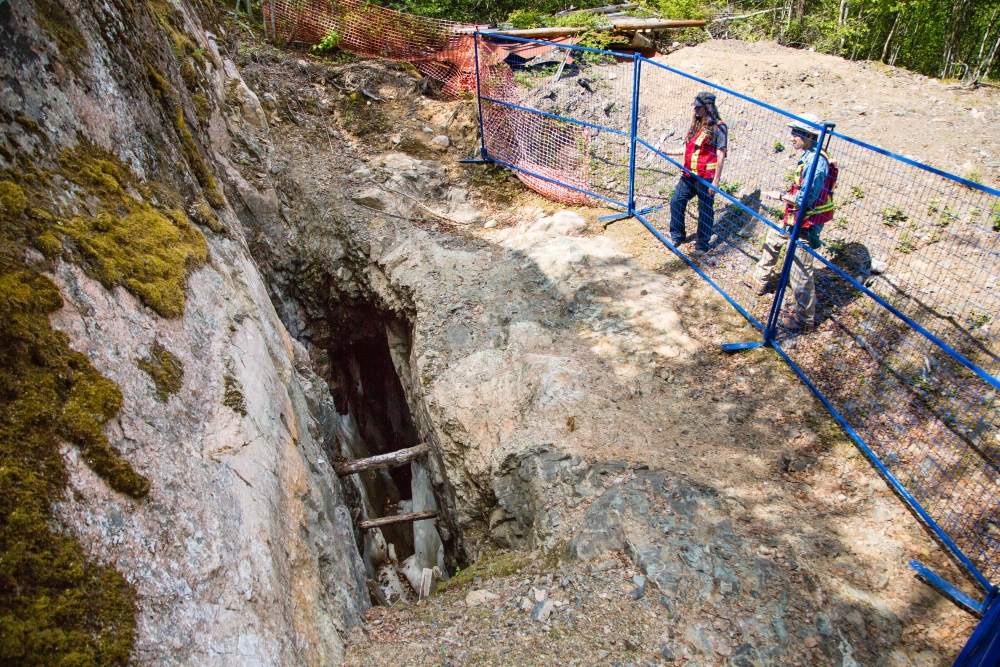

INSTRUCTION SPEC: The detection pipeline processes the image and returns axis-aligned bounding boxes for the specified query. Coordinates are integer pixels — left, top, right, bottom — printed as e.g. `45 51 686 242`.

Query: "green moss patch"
61 205 208 318
223 376 246 416
30 0 89 75
0 226 147 665
146 65 225 209
44 142 210 318
137 341 183 401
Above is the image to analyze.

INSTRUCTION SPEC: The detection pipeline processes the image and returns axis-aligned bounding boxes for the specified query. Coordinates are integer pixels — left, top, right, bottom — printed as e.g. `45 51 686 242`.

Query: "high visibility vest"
683 122 726 179
784 150 838 228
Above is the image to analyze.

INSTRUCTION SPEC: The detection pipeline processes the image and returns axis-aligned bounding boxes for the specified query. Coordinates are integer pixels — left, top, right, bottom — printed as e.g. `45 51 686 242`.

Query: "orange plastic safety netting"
266 0 590 204
268 0 477 97
477 40 591 205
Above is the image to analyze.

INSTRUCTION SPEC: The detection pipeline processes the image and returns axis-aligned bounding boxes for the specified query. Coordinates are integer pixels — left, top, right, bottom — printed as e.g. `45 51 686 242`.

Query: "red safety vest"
784 150 838 229
683 122 726 179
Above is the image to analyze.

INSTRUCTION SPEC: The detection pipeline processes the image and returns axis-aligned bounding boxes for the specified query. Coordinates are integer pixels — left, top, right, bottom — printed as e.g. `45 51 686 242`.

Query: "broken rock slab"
465 589 499 607
526 210 587 237
351 188 392 211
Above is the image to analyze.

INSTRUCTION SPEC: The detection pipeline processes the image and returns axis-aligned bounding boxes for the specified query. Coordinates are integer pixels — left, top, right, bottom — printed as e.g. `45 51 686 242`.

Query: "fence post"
473 32 488 161
627 52 641 217
762 121 834 344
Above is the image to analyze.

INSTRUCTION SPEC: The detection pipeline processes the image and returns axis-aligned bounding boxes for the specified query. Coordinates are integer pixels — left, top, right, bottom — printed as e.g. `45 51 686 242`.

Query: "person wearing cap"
745 113 831 332
662 92 727 256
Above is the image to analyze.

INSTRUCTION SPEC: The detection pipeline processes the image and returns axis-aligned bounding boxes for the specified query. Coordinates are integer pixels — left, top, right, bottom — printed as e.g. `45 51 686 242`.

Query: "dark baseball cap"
694 92 716 107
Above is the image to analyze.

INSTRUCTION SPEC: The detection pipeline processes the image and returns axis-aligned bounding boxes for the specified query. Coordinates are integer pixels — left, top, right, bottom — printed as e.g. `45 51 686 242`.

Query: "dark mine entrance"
322 303 426 565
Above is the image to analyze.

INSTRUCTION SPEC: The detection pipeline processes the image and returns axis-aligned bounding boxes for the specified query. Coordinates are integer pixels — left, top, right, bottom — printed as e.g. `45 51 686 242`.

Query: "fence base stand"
721 341 765 351
598 211 631 225
458 158 489 164
910 560 994 616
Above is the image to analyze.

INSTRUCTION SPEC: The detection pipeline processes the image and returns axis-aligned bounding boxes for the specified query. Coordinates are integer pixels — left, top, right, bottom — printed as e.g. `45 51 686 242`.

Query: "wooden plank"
334 443 429 476
357 510 438 531
491 19 706 39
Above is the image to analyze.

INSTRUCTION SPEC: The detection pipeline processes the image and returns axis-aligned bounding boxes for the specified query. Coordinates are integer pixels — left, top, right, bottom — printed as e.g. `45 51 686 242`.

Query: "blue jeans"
669 175 715 251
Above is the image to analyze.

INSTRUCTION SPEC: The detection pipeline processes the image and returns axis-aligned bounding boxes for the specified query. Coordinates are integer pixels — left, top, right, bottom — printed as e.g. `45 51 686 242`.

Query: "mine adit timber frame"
469 33 1000 665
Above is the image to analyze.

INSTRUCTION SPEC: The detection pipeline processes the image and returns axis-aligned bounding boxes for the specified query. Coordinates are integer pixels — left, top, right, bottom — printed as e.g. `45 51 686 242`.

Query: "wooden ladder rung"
357 510 438 531
334 443 429 476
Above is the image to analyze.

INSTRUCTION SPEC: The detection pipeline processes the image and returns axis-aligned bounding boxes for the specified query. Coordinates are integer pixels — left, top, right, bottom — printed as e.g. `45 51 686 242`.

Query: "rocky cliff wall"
1 0 368 664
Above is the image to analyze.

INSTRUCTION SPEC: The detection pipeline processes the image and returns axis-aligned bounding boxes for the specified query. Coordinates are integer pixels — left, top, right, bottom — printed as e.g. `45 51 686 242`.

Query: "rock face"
2 0 367 663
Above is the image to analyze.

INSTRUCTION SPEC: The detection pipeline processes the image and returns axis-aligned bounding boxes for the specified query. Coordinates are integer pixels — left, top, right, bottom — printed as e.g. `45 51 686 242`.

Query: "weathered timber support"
357 510 438 531
334 443 429 476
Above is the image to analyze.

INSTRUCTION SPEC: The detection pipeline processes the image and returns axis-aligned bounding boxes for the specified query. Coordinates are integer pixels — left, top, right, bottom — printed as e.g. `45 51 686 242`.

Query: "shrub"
312 28 341 52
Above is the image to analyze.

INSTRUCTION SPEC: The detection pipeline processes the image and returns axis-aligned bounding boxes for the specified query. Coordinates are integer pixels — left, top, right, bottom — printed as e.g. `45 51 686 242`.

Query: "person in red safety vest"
662 92 727 256
745 113 837 333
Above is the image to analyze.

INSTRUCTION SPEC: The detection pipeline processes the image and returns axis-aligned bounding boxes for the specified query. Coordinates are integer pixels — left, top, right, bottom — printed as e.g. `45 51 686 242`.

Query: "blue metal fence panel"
472 32 1000 658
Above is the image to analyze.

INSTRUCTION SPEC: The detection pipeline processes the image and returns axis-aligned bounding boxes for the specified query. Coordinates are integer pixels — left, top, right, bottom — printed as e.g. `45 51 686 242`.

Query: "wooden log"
334 443 429 476
609 17 707 30
490 19 706 39
555 3 639 16
357 510 438 531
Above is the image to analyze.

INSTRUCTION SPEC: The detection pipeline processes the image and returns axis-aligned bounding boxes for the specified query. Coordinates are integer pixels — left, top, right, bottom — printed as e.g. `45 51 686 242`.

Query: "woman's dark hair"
686 104 722 144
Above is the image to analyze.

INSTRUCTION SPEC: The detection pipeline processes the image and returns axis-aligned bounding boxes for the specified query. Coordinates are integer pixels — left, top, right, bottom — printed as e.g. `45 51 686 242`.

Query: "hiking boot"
779 311 811 334
742 273 770 296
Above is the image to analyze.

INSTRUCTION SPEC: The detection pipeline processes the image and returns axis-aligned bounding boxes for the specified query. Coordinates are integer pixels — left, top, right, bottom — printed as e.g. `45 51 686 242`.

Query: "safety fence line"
472 32 1000 666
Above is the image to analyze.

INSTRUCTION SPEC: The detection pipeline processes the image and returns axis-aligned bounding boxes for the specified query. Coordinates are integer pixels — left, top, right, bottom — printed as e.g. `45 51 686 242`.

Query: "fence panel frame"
471 31 1000 657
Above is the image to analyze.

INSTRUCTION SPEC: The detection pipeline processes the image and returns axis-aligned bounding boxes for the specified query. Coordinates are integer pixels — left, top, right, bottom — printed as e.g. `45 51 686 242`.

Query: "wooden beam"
490 19 706 39
334 443 429 476
357 510 438 530
555 3 639 16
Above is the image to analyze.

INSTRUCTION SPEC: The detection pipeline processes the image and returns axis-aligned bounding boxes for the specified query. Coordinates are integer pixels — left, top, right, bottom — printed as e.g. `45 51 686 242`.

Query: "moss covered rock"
137 341 184 402
0 269 144 667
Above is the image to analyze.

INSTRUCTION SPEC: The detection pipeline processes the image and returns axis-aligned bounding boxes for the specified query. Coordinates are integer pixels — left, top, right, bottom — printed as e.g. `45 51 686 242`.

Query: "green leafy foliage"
312 28 342 52
707 0 1000 81
719 180 741 195
881 205 908 225
507 9 545 28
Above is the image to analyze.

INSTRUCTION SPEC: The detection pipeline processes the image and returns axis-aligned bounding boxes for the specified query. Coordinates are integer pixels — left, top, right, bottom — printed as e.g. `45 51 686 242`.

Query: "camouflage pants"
752 225 816 326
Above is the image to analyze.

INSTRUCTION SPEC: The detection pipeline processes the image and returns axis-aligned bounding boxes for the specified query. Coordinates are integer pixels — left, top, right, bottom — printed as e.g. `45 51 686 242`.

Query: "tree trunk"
269 0 276 41
794 0 806 22
980 32 1000 81
357 511 438 531
972 6 1000 81
334 443 430 476
941 0 975 78
881 10 900 62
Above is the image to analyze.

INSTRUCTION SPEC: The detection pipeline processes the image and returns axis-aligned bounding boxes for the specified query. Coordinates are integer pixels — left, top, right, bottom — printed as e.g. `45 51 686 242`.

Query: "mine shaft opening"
319 299 456 600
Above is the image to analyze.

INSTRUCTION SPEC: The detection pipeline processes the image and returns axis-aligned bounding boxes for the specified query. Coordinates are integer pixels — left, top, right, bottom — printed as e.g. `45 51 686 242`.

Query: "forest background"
380 0 1000 83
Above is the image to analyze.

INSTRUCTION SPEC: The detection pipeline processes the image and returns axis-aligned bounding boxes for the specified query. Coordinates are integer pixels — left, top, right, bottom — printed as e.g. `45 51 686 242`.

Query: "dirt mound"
659 40 1000 187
